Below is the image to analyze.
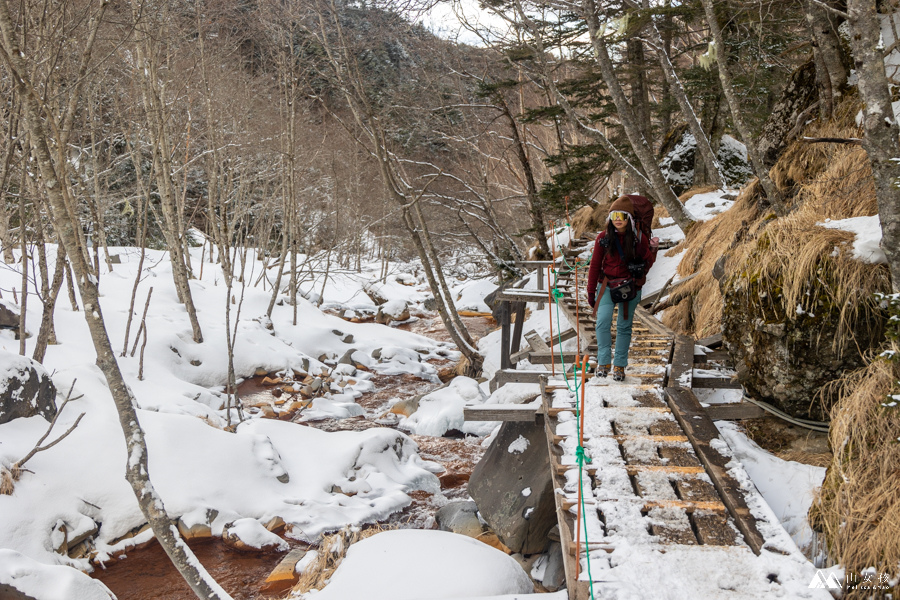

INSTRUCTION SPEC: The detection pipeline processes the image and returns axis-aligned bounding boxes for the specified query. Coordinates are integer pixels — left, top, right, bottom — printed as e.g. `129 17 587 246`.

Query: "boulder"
721 267 884 420
0 300 19 330
435 501 486 539
375 300 410 324
541 541 565 591
467 421 556 555
0 350 57 425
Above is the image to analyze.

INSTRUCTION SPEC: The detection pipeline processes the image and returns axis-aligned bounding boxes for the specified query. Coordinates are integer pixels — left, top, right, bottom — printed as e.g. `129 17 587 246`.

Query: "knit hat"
608 195 634 217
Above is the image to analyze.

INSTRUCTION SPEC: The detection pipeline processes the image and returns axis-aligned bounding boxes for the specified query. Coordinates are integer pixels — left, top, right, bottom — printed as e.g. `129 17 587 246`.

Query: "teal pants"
595 289 643 368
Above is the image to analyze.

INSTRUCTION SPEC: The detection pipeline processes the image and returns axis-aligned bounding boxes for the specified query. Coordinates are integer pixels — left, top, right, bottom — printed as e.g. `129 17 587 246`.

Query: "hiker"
586 196 659 381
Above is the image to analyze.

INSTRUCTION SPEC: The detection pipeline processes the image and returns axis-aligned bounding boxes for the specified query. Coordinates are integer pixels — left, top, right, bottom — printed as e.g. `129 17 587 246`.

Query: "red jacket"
586 230 657 298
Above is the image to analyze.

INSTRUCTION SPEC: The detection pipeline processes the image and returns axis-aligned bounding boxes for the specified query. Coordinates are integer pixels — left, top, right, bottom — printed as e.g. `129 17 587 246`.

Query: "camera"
627 261 645 276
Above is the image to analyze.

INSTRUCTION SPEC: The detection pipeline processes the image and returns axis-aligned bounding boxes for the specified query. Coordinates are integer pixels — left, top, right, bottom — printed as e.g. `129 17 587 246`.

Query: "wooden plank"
697 333 724 349
500 301 511 371
551 434 688 445
695 350 729 364
496 290 549 303
555 464 706 476
561 498 726 513
494 369 556 386
510 302 527 355
692 376 742 389
463 404 540 422
546 405 668 417
668 334 694 388
663 387 765 555
634 307 676 339
524 330 550 353
705 402 766 420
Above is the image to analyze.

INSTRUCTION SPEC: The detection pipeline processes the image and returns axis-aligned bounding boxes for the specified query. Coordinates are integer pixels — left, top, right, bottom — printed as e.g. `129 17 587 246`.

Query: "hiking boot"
595 364 610 378
612 366 626 382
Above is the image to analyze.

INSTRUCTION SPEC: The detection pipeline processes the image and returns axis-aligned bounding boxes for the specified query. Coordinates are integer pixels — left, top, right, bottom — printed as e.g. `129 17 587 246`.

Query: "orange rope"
547 264 555 376
574 354 588 579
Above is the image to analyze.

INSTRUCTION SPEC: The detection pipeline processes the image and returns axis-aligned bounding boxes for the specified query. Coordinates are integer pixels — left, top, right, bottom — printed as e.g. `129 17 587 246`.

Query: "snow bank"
0 244 453 570
0 549 115 599
400 376 494 437
717 422 827 552
451 277 497 312
819 215 886 264
312 529 533 600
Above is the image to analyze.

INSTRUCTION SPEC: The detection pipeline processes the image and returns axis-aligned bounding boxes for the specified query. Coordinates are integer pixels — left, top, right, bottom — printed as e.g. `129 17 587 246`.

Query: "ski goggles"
609 211 629 221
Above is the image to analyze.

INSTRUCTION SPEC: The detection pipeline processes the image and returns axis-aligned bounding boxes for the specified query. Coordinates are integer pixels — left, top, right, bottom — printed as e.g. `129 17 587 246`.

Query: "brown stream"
92 313 496 599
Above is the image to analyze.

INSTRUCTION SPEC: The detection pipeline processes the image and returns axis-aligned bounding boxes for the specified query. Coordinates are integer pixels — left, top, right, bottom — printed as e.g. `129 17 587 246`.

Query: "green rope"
548 268 597 599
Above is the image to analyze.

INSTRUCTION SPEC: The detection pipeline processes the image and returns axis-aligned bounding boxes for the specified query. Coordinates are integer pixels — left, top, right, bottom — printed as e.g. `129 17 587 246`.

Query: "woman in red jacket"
586 196 658 381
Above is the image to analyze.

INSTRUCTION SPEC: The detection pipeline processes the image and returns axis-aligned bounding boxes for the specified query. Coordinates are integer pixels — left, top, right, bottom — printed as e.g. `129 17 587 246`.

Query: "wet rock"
371 348 382 360
423 297 438 311
435 501 486 539
468 421 556 555
342 334 354 344
0 350 57 426
177 517 212 540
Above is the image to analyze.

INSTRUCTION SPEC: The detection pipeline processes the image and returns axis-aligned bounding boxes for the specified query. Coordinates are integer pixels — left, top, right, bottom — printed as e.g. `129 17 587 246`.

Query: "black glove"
588 291 596 308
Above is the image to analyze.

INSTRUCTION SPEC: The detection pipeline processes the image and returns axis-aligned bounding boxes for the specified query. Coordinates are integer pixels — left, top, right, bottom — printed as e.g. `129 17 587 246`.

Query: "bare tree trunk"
641 6 725 188
582 0 695 230
130 6 203 343
847 0 900 292
699 0 787 216
32 243 66 363
0 3 231 597
807 0 849 104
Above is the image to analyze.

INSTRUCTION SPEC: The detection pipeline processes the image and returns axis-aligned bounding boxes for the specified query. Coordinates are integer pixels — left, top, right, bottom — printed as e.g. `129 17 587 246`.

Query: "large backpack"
625 194 654 242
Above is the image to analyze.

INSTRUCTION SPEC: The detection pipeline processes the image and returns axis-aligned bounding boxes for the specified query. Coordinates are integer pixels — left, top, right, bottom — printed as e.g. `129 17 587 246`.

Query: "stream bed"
92 314 496 599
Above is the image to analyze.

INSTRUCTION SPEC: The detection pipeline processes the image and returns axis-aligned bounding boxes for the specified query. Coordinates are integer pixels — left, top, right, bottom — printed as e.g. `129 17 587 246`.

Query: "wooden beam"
500 301 511 371
697 333 723 349
510 302 527 355
561 498 726 513
463 404 541 422
692 377 742 389
496 290 549 303
555 464 706 476
668 335 694 388
705 402 766 420
663 387 765 555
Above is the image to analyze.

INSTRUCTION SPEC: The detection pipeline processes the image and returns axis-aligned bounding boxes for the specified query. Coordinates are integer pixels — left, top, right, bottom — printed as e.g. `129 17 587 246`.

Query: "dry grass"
775 450 833 468
0 464 19 495
810 352 900 597
291 524 389 595
679 184 720 203
662 96 889 344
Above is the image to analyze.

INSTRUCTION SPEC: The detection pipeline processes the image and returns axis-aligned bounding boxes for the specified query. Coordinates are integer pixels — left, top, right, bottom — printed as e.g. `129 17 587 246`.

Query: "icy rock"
222 518 289 552
371 348 382 360
0 299 19 331
468 421 556 554
435 501 486 539
363 282 389 305
0 349 57 425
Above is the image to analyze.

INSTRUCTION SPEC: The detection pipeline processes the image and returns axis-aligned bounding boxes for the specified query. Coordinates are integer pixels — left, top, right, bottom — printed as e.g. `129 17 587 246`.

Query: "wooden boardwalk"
477 241 827 599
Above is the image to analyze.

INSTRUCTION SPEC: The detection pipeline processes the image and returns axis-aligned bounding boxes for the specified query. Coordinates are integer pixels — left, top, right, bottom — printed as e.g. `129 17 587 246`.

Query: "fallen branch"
9 380 85 480
800 136 863 145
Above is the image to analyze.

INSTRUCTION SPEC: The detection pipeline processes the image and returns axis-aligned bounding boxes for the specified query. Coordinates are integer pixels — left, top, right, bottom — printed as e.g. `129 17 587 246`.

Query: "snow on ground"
0 245 455 579
0 549 115 599
311 529 534 600
717 422 827 553
819 215 886 264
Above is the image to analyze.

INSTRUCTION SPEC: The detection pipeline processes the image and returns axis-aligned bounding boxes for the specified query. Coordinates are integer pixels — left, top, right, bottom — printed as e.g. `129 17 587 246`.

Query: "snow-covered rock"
312 529 533 600
0 549 115 600
0 350 56 425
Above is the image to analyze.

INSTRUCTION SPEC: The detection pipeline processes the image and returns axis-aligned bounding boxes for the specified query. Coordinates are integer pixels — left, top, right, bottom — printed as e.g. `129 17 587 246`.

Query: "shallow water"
92 315 495 598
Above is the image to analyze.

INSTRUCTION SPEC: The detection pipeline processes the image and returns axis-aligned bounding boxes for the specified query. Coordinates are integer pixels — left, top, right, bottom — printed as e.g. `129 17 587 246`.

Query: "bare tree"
0 1 230 597
846 0 900 291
